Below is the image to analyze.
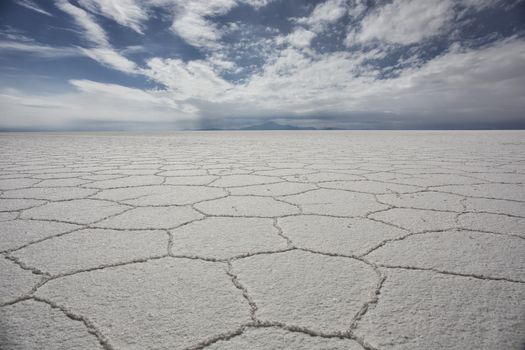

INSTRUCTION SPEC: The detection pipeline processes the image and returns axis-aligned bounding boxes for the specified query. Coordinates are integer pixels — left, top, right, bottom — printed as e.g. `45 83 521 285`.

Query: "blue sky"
1 0 524 130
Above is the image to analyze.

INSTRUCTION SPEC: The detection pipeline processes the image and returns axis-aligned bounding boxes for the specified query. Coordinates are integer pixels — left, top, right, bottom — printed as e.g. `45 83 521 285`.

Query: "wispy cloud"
168 0 238 50
55 0 137 73
77 0 148 34
148 0 276 50
55 0 109 46
346 0 513 46
0 41 80 58
15 0 54 17
80 47 137 73
144 57 233 101
348 0 455 45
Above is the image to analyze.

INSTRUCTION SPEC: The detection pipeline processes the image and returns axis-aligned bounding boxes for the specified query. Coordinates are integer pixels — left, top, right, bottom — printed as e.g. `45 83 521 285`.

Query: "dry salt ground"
0 131 524 350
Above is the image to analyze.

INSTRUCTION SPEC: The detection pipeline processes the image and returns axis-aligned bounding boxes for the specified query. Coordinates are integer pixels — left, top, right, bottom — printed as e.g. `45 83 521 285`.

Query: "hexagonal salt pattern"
277 215 407 256
35 258 251 349
366 230 525 282
231 250 378 333
11 229 168 275
368 208 458 232
94 206 203 229
0 257 42 305
194 196 299 217
0 300 103 349
281 189 387 216
0 220 80 252
1 131 524 349
92 185 226 206
170 217 288 259
2 187 98 201
458 212 525 238
0 198 45 212
20 199 129 225
354 269 525 350
207 327 365 349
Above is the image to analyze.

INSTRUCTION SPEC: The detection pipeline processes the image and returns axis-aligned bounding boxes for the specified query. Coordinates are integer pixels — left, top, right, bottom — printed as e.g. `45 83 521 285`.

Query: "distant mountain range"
239 121 316 130
197 121 340 131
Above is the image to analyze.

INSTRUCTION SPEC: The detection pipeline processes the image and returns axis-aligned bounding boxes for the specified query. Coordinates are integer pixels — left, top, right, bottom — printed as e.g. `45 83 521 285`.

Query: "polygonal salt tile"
357 165 393 172
0 174 23 179
170 217 288 259
229 182 316 196
208 169 253 176
0 212 18 221
362 172 408 182
1 187 98 201
283 173 363 183
305 164 363 171
86 175 163 189
0 178 40 190
164 175 218 185
282 189 387 217
35 178 90 187
34 172 89 179
464 197 525 217
0 198 45 212
376 191 464 212
434 183 525 201
111 169 159 175
20 199 129 224
242 166 274 172
389 173 481 187
232 250 378 333
392 167 458 175
94 185 226 206
80 174 123 181
354 269 525 350
0 257 42 304
210 175 281 187
267 162 306 168
158 169 208 176
458 213 525 238
12 229 168 275
35 258 251 349
369 208 458 232
161 164 199 171
82 169 119 175
319 180 421 194
0 220 80 251
207 327 364 350
466 172 525 183
367 230 525 281
30 167 92 174
194 196 299 217
119 163 159 170
0 300 103 349
278 215 407 256
95 206 202 229
253 168 315 176
4 165 60 172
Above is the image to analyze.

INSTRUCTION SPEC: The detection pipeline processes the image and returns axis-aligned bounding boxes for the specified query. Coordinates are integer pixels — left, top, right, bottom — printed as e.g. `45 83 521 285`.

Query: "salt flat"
0 131 524 350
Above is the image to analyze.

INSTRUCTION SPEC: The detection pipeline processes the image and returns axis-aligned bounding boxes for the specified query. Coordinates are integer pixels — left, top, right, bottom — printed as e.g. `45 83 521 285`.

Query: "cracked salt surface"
1 131 524 350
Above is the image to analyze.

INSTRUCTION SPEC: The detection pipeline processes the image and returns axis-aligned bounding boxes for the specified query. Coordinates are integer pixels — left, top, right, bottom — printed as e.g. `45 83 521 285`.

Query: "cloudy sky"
1 0 524 130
